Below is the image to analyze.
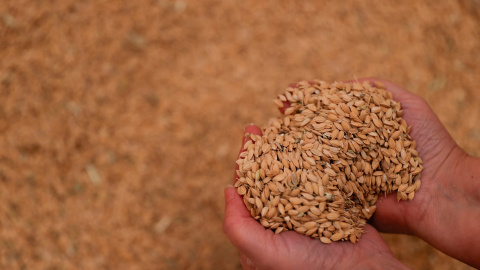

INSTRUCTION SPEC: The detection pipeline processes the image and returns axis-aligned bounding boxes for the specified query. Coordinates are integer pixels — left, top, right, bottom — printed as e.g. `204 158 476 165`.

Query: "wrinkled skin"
223 79 480 269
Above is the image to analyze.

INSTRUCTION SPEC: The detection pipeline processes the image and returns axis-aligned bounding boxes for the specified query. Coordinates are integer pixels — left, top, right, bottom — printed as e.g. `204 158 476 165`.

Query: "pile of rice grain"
235 80 423 243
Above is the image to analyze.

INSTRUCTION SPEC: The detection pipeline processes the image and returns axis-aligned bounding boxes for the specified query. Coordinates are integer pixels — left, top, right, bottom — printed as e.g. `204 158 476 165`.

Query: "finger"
358 224 396 253
240 253 256 270
226 124 276 263
234 124 262 183
223 186 276 264
369 194 412 235
277 83 296 114
278 100 291 115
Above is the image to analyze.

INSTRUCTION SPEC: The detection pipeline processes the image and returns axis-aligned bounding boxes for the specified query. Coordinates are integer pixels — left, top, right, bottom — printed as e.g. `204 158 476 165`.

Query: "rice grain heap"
235 80 423 243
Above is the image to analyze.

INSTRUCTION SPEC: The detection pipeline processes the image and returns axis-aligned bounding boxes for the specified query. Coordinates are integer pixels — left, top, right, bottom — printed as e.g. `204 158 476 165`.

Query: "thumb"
225 123 276 264
223 186 276 264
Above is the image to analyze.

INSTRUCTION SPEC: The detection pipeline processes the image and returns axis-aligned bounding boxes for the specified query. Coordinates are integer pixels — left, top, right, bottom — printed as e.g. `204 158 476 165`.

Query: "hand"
223 125 408 270
223 79 480 269
357 79 480 268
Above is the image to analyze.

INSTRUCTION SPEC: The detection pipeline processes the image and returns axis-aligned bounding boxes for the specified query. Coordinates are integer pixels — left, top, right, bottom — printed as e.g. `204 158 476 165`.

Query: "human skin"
223 79 480 269
361 79 480 268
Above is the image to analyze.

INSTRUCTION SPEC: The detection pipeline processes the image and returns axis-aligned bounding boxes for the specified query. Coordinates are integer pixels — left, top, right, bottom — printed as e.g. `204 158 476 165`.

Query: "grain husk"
235 80 423 243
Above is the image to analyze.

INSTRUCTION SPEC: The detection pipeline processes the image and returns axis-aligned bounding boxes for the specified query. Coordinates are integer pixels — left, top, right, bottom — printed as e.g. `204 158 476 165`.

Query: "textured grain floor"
1 1 479 269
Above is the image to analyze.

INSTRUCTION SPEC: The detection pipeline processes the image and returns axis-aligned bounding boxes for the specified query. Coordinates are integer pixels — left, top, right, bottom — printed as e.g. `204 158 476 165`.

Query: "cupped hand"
224 79 480 269
356 78 480 268
223 125 408 270
357 78 460 233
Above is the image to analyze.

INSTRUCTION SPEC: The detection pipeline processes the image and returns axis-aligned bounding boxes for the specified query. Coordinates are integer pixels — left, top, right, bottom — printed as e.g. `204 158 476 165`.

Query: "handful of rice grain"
235 80 423 243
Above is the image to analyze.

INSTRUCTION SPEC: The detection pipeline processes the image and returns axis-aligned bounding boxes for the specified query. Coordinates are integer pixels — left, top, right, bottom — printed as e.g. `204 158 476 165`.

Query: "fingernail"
225 185 235 202
244 123 255 131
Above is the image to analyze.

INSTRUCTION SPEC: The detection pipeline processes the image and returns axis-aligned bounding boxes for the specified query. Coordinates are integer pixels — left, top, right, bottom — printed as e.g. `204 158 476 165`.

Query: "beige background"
1 1 479 269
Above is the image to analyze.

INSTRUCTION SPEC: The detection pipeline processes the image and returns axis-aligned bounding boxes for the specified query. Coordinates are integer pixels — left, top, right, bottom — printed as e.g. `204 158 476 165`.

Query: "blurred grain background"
1 0 479 269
